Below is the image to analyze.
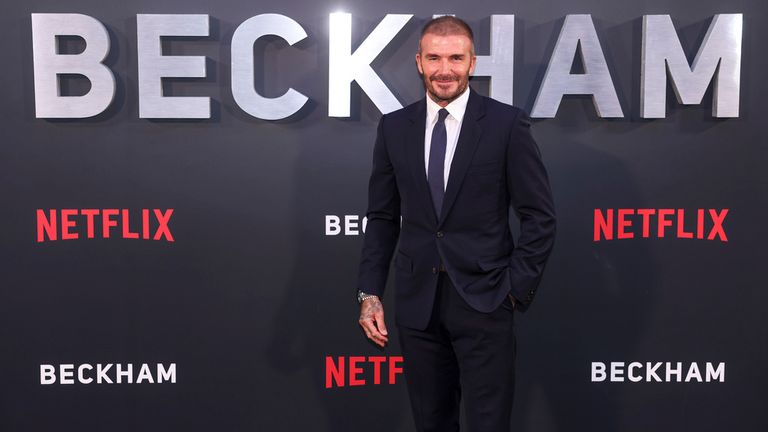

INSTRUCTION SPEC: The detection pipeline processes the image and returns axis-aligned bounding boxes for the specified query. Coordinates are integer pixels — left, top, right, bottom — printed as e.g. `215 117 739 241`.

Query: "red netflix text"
325 356 403 388
594 208 728 242
36 209 174 242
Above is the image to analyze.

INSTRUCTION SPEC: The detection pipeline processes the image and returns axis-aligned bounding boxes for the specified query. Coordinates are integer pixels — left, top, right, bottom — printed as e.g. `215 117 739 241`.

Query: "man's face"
416 33 476 107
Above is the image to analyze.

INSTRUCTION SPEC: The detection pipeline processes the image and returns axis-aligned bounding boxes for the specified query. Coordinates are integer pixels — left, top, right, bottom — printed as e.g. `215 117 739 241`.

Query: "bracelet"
357 291 379 304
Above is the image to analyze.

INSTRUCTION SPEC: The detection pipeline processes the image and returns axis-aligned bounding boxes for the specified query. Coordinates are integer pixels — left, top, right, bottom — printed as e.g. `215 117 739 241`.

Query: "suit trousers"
397 271 517 432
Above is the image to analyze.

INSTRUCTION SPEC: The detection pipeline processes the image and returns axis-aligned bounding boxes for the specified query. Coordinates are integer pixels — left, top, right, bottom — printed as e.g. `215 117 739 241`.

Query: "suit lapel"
438 89 486 227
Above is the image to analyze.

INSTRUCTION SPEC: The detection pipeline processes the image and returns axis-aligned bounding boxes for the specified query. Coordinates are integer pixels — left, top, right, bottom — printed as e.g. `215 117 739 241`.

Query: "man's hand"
359 297 389 347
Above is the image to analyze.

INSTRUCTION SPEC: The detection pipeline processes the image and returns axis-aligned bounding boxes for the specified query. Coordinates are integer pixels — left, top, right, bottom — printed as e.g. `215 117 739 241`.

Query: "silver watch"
357 290 379 304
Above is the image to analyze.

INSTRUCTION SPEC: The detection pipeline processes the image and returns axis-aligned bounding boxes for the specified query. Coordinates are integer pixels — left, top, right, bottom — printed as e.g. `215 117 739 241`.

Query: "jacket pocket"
477 255 510 271
395 250 413 274
467 160 501 175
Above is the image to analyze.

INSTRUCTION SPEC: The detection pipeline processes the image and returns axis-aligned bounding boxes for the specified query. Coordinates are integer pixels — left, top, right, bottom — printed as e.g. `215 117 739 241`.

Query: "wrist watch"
357 290 379 304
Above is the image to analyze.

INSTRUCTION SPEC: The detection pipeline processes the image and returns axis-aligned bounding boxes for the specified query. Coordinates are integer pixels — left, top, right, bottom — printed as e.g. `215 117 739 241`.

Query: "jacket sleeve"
356 115 401 297
505 109 557 311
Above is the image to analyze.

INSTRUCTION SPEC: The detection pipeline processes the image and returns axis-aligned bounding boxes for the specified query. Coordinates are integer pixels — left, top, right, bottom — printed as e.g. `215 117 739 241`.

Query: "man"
356 16 556 432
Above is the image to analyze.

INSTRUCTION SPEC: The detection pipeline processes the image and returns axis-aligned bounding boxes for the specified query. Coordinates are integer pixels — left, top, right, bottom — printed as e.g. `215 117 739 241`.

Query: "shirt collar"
426 86 470 125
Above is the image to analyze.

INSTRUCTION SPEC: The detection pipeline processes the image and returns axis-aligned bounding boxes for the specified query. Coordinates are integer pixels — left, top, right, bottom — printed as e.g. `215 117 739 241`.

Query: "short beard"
423 73 468 105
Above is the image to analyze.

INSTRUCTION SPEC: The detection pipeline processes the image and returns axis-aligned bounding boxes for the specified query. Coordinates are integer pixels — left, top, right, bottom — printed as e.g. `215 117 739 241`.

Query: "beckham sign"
30 13 743 120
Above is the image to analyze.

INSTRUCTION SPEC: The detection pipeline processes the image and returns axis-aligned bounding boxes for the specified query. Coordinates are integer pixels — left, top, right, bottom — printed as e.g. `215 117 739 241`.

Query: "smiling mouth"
433 79 455 86
431 74 456 83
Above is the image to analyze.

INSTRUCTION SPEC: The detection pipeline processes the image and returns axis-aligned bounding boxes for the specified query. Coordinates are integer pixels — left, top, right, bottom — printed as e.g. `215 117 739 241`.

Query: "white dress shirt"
424 87 470 191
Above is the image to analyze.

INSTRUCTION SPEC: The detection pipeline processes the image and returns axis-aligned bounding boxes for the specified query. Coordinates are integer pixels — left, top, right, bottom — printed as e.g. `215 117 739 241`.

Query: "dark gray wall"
1 1 766 431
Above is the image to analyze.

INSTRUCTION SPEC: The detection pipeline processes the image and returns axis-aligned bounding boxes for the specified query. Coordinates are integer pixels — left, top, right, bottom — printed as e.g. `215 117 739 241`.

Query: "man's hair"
419 16 475 54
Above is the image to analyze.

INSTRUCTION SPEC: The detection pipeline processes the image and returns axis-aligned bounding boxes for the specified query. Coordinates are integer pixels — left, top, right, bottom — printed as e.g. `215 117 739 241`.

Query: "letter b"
40 364 56 385
31 14 115 118
591 362 607 382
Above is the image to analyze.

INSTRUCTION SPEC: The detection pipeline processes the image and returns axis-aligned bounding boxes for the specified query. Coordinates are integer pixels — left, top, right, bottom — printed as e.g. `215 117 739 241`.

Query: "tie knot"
437 108 449 123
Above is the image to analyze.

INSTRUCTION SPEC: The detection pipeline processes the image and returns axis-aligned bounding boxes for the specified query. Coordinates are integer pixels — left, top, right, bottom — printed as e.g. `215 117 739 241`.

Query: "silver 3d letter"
641 14 742 118
231 14 309 120
137 14 210 119
532 14 623 118
31 13 116 118
328 13 412 117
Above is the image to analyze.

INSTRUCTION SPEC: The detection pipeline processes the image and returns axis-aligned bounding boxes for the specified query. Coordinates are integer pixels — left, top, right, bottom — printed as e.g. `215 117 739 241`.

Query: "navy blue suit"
357 88 556 431
357 88 556 330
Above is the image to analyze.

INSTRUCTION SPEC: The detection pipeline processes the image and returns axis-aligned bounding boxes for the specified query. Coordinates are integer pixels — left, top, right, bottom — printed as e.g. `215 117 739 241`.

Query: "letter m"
641 14 742 118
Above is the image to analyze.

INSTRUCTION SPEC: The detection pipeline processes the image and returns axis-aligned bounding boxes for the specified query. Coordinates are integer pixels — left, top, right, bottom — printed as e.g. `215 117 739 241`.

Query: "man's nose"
438 59 451 74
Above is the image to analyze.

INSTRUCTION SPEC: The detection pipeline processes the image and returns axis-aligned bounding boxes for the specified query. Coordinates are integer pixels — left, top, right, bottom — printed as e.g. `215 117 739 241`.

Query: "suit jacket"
357 88 556 330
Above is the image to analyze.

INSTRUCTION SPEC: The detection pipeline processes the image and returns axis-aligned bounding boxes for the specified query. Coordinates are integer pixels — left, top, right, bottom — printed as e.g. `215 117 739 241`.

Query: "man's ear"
469 55 477 75
415 53 423 75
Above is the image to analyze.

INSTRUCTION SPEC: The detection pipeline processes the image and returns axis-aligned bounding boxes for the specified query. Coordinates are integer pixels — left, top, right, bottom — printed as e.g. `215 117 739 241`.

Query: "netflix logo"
594 208 728 242
325 356 403 388
36 208 174 242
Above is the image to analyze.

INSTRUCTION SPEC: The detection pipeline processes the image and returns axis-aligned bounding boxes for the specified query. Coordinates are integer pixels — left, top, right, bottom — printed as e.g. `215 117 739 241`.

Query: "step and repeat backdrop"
1 0 766 431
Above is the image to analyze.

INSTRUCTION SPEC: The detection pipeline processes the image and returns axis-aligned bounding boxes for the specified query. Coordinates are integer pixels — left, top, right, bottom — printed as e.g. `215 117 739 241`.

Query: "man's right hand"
358 297 389 347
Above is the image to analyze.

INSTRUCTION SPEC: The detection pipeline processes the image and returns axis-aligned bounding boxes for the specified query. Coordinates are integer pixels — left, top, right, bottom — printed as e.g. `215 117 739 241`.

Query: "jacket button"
436 231 444 238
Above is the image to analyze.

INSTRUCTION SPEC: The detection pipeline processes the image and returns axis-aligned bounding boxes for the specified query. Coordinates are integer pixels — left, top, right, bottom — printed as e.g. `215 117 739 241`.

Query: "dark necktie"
427 108 449 217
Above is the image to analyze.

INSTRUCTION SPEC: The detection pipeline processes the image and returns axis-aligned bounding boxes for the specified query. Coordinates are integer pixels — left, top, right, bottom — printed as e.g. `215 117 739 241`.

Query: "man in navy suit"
356 16 556 432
